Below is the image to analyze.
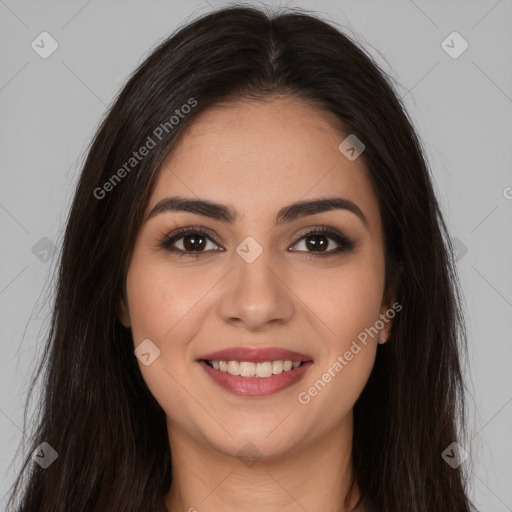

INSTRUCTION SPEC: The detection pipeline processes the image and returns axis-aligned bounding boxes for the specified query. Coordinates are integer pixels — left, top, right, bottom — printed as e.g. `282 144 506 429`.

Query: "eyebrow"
146 195 368 228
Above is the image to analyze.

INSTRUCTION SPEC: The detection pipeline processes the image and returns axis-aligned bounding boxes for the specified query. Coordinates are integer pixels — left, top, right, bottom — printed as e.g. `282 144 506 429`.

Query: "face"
121 96 393 459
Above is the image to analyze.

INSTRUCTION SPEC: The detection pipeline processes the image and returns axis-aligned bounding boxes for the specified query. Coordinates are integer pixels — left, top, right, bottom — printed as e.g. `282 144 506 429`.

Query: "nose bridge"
236 240 278 289
217 235 294 329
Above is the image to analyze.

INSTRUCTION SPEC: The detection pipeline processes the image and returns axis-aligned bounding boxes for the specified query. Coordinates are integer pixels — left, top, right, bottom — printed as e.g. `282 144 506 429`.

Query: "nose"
217 244 295 331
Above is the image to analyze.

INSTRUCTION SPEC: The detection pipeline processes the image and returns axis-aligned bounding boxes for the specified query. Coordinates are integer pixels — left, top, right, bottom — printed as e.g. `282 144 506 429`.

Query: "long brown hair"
7 5 477 511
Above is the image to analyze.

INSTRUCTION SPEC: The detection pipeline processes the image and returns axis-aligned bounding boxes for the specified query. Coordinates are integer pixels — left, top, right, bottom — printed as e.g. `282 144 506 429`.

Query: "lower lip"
199 360 313 397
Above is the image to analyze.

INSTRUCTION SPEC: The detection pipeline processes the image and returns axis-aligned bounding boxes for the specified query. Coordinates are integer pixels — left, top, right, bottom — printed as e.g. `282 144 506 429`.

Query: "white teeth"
207 359 303 378
239 361 256 377
256 361 273 378
272 360 283 374
227 361 239 375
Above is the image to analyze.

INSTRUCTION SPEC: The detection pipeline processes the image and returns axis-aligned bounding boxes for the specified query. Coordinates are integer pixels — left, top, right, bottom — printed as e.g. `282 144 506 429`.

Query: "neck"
164 415 360 512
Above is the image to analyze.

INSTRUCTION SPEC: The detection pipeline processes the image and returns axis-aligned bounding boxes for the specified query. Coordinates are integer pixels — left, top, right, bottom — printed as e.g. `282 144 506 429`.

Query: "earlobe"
378 301 394 344
377 325 390 344
379 265 402 345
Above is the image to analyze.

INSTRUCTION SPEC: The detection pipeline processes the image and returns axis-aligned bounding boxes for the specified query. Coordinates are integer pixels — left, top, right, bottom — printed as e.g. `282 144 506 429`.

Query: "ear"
378 262 402 344
377 308 392 345
118 296 131 328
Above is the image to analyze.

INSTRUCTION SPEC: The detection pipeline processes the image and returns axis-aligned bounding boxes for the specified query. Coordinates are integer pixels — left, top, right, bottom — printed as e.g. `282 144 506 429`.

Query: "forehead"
149 96 381 236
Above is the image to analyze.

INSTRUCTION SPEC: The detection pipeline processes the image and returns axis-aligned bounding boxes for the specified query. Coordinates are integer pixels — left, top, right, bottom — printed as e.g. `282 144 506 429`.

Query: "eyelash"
159 224 356 259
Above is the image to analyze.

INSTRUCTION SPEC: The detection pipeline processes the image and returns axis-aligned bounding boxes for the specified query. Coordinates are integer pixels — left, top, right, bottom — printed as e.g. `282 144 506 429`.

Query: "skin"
120 96 393 512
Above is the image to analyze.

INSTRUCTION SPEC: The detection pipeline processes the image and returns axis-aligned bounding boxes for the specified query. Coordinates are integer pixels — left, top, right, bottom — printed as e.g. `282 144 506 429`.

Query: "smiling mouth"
203 359 307 378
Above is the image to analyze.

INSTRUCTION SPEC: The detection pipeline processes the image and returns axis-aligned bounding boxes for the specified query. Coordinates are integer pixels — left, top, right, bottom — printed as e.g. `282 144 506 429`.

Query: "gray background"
1 0 511 509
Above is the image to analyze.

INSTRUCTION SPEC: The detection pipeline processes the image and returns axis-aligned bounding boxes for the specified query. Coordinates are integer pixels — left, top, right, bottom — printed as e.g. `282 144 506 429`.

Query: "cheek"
293 257 383 416
300 255 385 346
125 257 217 436
125 255 210 344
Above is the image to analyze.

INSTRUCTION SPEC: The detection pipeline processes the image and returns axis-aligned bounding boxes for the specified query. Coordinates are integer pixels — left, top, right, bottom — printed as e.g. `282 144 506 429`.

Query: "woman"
7 5 477 511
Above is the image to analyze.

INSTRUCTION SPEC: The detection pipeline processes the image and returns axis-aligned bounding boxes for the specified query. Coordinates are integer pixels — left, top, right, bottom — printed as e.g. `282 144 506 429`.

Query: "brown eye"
160 227 222 257
181 233 208 251
302 234 330 252
290 227 356 255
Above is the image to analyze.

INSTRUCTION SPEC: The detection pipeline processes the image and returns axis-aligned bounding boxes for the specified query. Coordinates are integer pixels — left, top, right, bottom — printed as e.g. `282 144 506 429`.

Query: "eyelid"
159 225 223 255
290 225 356 255
159 224 355 256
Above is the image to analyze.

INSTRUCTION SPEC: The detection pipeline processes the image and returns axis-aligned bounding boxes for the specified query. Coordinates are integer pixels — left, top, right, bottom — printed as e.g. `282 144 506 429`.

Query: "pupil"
184 234 206 251
306 235 327 252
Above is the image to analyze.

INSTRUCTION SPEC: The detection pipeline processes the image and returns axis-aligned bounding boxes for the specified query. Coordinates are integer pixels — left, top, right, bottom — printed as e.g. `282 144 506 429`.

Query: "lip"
198 346 313 363
199 359 313 397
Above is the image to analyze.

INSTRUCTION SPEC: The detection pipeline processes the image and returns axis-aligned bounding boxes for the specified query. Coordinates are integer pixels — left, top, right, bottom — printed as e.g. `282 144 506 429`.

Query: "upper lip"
198 346 313 363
